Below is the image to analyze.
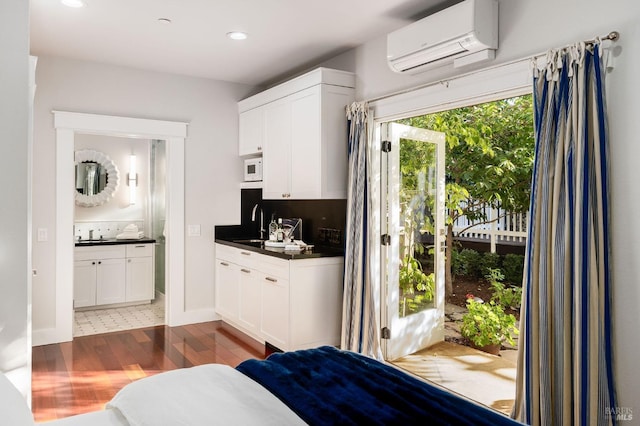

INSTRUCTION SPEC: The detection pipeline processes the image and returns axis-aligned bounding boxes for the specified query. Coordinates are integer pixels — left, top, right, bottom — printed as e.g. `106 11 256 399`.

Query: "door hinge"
381 140 391 152
381 234 390 246
381 327 391 339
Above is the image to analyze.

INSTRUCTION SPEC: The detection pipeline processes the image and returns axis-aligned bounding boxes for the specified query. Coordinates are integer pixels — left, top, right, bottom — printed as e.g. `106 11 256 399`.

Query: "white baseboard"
167 308 218 327
32 327 72 347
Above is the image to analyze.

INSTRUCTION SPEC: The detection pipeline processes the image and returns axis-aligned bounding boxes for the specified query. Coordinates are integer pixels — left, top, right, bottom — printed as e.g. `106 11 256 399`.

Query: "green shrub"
503 253 525 285
481 252 502 277
461 298 519 347
451 248 464 277
457 248 483 279
486 268 522 310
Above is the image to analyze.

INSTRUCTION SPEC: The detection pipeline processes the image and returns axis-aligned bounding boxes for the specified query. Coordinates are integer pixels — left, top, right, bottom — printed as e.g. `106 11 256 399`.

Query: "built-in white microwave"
244 158 263 182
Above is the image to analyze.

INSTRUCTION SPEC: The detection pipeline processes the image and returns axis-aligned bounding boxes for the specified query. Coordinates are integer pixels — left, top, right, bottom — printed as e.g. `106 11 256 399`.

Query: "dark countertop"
215 238 344 260
75 238 156 247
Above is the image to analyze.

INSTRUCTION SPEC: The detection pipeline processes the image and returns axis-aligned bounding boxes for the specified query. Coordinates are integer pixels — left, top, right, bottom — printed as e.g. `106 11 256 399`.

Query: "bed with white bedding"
2 346 522 425
46 364 304 426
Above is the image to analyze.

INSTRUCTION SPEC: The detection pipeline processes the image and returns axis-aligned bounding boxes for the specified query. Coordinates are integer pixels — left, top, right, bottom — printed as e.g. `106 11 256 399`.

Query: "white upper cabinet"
263 97 292 197
238 107 264 156
238 68 355 199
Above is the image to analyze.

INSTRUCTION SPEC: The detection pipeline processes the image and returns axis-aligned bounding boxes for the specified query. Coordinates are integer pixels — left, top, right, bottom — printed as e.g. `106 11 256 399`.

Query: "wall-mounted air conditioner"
387 0 498 74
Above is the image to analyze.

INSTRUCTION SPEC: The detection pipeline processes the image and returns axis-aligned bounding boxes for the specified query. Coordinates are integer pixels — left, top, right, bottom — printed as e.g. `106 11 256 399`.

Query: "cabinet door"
74 260 97 308
262 98 292 199
290 258 344 349
215 258 240 321
96 258 126 305
290 86 322 198
238 267 261 335
260 274 289 351
239 107 264 156
126 256 154 302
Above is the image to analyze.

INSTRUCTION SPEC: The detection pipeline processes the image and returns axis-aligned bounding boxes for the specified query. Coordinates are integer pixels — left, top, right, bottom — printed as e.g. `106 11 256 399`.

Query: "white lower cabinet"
214 243 343 351
238 268 262 336
125 244 155 302
259 273 290 350
96 258 127 305
74 243 155 309
215 257 240 321
73 260 99 308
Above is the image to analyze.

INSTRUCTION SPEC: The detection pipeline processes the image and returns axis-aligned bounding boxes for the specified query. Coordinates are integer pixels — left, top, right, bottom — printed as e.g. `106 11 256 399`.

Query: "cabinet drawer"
75 245 126 261
215 243 241 263
252 252 289 280
125 243 154 258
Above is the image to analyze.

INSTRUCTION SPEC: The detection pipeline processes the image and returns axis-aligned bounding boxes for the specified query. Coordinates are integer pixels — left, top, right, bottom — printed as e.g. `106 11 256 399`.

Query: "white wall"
32 56 256 337
74 134 150 229
0 0 31 398
321 0 640 419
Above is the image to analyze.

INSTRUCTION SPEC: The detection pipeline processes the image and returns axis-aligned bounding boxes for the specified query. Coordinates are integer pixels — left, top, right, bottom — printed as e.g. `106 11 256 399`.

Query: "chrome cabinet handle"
220 261 229 266
265 277 278 283
240 251 251 256
241 268 251 273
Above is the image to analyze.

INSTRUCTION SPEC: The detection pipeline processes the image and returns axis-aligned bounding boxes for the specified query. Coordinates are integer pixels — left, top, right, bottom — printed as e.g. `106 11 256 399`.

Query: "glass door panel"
381 122 446 361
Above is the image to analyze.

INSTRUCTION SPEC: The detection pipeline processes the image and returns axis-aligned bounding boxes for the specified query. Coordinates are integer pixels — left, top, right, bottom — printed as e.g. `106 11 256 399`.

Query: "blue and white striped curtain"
513 43 617 425
341 102 382 359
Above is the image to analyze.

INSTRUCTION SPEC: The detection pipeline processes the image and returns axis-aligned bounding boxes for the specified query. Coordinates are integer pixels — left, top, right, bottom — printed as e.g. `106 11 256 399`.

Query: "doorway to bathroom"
72 137 167 337
50 111 187 346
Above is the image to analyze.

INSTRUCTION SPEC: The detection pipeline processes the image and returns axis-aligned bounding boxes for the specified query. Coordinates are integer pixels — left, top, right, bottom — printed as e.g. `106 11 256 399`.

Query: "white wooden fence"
451 204 528 253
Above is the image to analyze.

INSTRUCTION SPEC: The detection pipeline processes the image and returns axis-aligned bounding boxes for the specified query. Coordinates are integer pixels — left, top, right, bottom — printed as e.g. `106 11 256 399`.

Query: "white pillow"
0 374 35 426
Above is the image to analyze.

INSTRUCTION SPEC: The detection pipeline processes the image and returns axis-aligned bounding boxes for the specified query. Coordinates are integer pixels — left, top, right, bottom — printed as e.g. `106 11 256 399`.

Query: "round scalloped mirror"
74 150 120 207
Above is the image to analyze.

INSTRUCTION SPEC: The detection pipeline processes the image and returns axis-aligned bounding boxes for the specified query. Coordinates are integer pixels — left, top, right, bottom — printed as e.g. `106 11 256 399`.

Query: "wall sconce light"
127 154 138 205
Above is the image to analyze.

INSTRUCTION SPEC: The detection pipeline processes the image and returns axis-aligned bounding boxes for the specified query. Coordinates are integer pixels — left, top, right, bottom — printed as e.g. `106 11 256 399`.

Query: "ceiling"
29 0 448 87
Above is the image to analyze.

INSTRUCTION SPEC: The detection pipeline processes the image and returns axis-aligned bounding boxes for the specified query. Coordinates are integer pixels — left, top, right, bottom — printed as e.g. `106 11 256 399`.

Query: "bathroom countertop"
75 238 156 247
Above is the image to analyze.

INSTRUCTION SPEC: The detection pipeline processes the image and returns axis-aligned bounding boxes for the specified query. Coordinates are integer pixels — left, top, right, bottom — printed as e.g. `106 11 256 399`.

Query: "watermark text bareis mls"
605 407 633 421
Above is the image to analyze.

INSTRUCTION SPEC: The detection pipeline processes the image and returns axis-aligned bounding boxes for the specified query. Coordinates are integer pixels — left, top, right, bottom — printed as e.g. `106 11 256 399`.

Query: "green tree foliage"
399 95 534 296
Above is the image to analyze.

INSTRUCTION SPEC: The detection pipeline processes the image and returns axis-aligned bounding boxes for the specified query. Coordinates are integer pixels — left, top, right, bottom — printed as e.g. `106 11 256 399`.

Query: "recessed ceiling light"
61 0 85 8
157 18 172 24
226 31 248 41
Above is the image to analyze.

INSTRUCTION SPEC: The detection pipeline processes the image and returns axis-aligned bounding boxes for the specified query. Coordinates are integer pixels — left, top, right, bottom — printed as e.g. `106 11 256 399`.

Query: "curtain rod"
541 31 620 55
585 31 619 45
364 30 619 105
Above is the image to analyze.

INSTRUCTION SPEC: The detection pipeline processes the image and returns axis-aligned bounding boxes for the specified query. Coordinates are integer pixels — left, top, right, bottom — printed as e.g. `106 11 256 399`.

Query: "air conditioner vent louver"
387 0 498 74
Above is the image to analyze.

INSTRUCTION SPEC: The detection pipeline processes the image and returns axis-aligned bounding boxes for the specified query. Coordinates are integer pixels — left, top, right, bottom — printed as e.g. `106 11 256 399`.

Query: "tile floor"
73 297 165 337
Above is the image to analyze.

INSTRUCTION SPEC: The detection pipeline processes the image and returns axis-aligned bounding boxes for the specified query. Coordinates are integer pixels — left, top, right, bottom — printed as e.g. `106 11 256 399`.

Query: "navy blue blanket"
236 346 522 425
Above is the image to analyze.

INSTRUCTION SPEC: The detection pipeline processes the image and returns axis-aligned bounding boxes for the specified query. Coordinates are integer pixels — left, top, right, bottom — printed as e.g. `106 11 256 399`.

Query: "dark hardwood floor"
32 321 266 422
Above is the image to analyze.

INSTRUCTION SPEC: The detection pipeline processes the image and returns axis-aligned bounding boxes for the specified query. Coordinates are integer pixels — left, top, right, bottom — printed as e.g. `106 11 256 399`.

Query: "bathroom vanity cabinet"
74 242 155 309
214 242 343 352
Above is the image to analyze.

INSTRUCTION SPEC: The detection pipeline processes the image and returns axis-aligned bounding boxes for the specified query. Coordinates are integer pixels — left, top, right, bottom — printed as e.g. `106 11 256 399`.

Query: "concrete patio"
391 303 519 416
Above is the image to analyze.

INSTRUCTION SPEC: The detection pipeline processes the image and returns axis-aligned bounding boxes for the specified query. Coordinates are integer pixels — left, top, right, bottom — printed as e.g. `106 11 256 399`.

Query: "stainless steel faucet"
251 203 265 240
